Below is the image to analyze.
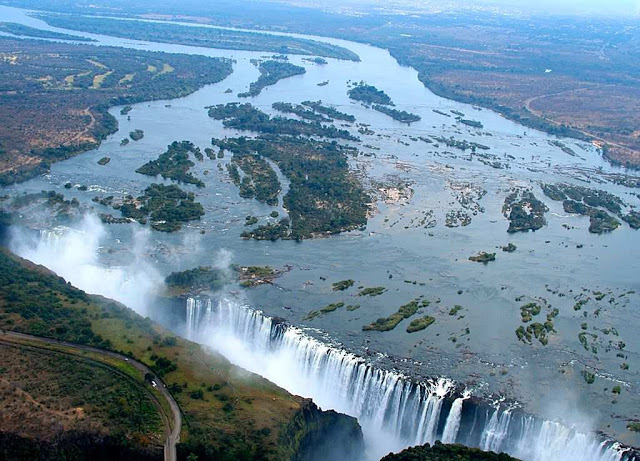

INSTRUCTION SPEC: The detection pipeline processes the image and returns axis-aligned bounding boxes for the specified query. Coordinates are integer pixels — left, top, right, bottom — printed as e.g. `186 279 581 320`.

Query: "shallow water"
2 4 639 450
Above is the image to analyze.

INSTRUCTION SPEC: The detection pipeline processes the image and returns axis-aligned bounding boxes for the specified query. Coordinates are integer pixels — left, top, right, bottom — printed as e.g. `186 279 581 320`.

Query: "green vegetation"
97 156 111 165
449 305 462 316
542 183 625 233
516 322 552 346
245 215 259 226
0 38 232 186
628 422 640 432
272 102 331 122
381 441 520 460
241 219 291 241
136 141 204 188
520 303 541 323
372 105 421 123
502 189 548 233
304 302 345 320
38 14 359 61
358 286 386 297
0 249 363 461
0 21 95 41
406 316 435 333
348 83 393 105
581 370 596 384
363 299 419 332
208 103 358 141
120 105 133 115
6 190 81 218
460 119 483 129
130 129 144 141
429 135 490 152
622 211 640 230
115 183 204 232
165 266 228 293
516 302 555 346
469 252 496 264
332 279 355 291
239 60 306 98
502 243 517 252
236 266 278 287
214 136 370 239
0 345 163 460
121 138 130 146
302 101 356 122
225 145 281 205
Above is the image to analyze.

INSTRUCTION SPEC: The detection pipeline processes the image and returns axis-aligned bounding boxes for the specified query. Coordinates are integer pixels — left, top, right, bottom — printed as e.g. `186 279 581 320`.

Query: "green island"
165 266 228 295
97 156 110 165
502 243 517 252
515 302 557 346
238 60 306 98
164 265 279 293
348 82 394 105
236 265 279 287
136 141 204 188
222 144 282 206
406 315 436 333
622 211 640 230
303 57 328 65
372 105 421 123
502 189 548 233
120 138 130 146
302 100 356 122
272 102 332 122
363 298 429 332
0 37 232 186
429 135 490 152
304 302 345 321
358 286 387 297
213 136 370 239
37 14 360 61
130 129 144 141
381 441 520 461
460 119 484 129
0 21 95 42
0 249 364 461
208 103 359 141
469 252 496 264
332 279 355 291
541 183 632 234
120 105 133 115
114 183 204 232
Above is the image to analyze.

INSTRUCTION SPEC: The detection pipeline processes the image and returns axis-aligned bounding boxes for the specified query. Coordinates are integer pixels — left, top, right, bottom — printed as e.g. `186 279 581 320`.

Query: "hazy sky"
278 0 640 17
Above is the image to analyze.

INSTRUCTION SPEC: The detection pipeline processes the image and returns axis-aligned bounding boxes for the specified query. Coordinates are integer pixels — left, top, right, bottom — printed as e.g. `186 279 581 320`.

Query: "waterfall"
441 392 468 443
185 296 635 461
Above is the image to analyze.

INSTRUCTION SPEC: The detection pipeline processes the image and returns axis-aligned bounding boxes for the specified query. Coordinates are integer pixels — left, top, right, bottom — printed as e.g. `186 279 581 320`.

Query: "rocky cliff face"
281 398 365 461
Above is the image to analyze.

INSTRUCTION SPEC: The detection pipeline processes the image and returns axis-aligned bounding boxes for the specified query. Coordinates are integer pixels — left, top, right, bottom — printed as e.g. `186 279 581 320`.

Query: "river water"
2 5 640 459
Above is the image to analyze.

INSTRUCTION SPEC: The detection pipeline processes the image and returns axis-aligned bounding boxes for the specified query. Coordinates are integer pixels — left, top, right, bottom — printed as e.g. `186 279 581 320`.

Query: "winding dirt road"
0 330 181 461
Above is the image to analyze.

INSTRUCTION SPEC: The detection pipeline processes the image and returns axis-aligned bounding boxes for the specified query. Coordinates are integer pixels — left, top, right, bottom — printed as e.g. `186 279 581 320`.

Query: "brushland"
0 248 364 460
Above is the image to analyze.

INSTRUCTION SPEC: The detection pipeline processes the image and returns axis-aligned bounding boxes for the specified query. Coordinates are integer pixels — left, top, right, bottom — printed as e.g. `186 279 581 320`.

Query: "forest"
238 60 306 98
208 103 359 141
136 141 204 188
213 136 370 239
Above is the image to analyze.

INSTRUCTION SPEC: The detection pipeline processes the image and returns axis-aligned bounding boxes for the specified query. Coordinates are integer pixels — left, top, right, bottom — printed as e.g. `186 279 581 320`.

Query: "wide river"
2 5 640 459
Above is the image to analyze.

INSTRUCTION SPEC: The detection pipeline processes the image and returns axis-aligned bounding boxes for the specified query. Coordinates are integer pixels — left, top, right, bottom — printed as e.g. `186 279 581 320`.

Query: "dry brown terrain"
0 38 232 185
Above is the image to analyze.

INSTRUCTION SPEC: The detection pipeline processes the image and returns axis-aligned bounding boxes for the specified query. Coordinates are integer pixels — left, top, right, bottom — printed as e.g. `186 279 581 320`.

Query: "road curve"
0 330 182 461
